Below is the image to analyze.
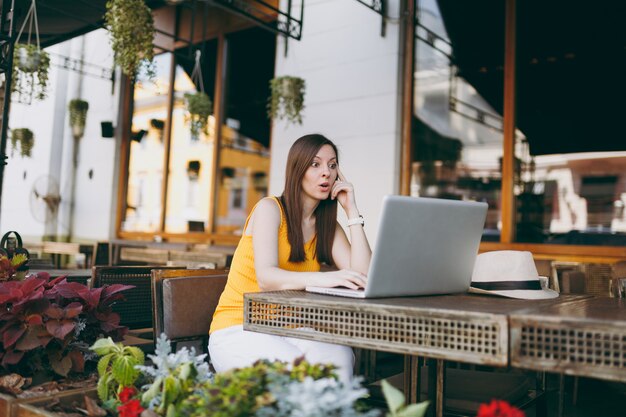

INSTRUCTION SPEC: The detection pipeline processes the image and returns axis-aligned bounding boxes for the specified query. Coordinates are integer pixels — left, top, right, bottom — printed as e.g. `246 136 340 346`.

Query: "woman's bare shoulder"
252 197 281 222
246 197 280 236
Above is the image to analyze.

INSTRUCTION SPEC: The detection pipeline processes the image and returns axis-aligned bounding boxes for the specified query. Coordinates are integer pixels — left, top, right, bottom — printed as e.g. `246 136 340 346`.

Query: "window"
412 0 504 241
118 28 275 240
214 27 275 236
414 0 626 248
122 53 173 233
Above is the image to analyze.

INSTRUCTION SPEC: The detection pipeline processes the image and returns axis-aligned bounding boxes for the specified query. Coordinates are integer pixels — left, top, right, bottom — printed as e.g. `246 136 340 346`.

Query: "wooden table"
510 297 626 382
244 291 587 417
29 269 92 284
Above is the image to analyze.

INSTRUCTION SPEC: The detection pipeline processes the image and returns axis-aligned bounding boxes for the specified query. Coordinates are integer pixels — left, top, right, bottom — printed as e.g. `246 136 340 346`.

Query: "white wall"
269 0 404 246
1 29 119 243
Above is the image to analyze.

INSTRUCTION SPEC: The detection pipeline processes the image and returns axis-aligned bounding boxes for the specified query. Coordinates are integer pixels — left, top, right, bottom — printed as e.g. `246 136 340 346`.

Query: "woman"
209 134 372 383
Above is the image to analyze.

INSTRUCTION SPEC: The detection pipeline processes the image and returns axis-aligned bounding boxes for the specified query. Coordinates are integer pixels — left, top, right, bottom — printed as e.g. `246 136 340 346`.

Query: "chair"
582 263 612 296
151 268 228 353
560 270 586 294
93 241 112 266
612 261 626 279
90 266 182 332
534 258 558 291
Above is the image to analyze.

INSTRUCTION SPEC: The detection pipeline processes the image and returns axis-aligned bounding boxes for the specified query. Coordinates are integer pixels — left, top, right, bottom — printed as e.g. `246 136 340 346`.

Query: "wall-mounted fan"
29 175 61 223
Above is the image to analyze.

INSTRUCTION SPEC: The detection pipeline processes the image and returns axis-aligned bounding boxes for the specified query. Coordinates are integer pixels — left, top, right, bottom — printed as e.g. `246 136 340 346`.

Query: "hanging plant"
105 0 155 78
267 76 305 125
10 128 34 158
11 1 50 102
184 92 212 140
68 98 89 138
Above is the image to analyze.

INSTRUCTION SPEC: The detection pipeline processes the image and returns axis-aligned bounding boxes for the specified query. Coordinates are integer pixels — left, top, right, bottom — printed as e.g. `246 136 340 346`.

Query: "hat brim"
468 286 559 299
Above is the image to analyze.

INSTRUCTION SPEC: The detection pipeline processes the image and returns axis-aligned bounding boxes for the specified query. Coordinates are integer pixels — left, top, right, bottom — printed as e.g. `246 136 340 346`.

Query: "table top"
247 290 586 314
244 291 588 366
29 269 92 278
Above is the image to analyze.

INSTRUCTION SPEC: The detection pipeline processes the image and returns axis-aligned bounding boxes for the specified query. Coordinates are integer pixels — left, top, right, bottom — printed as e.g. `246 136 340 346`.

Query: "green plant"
90 337 145 406
267 76 305 125
0 254 28 281
136 334 212 417
68 99 89 138
180 358 339 417
10 128 34 157
11 44 50 102
382 380 429 417
184 92 212 139
105 0 155 77
0 274 131 380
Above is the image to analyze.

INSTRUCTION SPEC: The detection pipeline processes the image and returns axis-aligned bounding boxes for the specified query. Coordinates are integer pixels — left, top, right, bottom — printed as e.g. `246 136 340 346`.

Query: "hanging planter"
184 92 212 140
105 0 155 77
184 50 212 141
10 128 35 158
11 1 50 102
68 98 89 138
267 76 305 125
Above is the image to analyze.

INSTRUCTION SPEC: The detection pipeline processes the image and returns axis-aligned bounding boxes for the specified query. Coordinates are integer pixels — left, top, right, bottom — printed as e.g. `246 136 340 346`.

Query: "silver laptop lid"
364 196 487 298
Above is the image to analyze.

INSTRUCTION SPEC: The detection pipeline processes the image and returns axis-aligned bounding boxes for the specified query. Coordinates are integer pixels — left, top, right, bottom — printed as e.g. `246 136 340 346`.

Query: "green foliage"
179 358 336 417
105 0 155 77
12 44 50 102
10 128 34 158
136 334 212 416
90 337 145 403
267 76 305 125
382 380 429 417
184 92 212 139
68 99 89 134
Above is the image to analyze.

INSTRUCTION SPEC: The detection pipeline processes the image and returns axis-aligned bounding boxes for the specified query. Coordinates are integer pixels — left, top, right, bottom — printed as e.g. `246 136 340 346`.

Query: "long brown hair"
281 134 338 265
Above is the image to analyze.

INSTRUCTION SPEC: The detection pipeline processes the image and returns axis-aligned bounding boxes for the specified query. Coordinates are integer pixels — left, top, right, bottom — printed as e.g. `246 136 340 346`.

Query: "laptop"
306 195 488 298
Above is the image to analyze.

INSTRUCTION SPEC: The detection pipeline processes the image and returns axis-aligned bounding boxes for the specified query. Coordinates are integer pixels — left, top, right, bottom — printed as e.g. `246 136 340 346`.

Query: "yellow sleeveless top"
209 197 320 333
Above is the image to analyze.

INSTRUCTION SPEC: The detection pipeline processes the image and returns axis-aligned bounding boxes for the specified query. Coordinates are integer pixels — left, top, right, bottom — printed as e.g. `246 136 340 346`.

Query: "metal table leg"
404 355 420 404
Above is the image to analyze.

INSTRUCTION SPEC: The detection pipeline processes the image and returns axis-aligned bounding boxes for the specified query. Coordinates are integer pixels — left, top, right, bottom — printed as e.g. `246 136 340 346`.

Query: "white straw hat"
469 250 558 299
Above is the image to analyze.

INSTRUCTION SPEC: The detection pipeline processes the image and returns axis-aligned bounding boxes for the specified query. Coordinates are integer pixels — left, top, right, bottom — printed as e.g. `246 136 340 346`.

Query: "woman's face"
301 144 338 202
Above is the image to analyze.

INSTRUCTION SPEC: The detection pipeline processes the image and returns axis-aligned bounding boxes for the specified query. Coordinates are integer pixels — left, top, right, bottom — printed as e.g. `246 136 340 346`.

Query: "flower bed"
11 334 527 417
14 387 98 417
0 273 132 417
0 374 97 417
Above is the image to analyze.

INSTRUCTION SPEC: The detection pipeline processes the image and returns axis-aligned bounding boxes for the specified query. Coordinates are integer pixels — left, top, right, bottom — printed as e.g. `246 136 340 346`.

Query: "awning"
437 0 626 155
9 0 166 48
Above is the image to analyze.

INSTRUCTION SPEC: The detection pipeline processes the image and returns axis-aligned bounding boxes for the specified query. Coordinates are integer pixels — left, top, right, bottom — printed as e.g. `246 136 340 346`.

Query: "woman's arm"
252 198 366 291
330 169 372 275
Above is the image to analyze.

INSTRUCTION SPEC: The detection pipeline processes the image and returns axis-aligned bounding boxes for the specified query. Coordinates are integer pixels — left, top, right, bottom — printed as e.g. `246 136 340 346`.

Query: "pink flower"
477 400 525 417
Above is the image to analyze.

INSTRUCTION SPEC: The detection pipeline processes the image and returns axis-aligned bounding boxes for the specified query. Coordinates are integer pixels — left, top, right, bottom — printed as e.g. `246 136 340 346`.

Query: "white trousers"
209 325 354 383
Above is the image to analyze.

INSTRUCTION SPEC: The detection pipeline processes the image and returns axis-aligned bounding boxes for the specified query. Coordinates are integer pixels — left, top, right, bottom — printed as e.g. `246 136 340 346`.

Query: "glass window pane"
164 41 218 234
413 0 504 241
513 3 625 246
122 53 173 233
214 28 275 236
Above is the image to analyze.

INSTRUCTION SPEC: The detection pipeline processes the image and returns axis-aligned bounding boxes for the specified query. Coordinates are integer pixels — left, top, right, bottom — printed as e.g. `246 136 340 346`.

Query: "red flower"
118 386 138 403
477 400 525 417
117 399 144 417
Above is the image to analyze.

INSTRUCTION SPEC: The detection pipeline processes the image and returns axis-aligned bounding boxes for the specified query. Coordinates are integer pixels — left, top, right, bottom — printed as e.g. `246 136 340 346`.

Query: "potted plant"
0 273 131 382
10 128 34 158
68 99 89 139
267 76 306 125
0 253 28 281
184 92 212 140
104 0 155 77
11 44 50 102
